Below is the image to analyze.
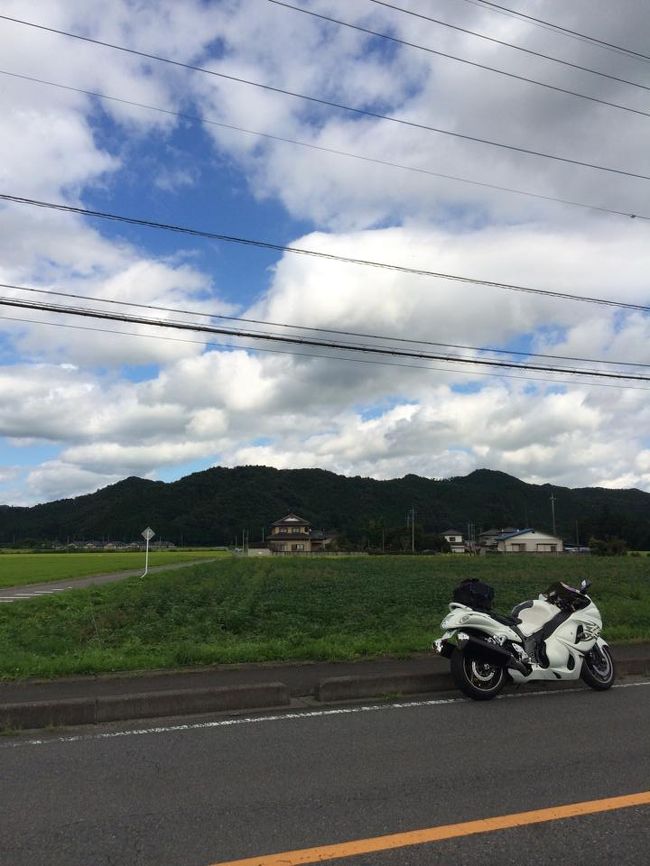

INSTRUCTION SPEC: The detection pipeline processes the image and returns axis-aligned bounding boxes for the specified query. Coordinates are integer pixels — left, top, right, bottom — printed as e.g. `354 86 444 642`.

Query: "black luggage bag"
452 578 495 611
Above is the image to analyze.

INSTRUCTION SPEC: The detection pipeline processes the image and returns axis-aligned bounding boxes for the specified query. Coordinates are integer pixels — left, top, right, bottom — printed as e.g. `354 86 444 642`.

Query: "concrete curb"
1 657 648 732
316 672 453 702
316 656 650 702
0 682 290 731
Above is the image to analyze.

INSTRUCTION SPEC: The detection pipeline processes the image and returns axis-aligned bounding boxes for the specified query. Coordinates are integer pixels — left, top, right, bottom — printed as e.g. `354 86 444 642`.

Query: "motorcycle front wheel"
581 644 615 690
450 649 506 701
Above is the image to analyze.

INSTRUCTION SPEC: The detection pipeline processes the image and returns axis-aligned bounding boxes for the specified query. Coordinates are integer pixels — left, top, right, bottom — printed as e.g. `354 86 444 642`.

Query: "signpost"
141 526 155 577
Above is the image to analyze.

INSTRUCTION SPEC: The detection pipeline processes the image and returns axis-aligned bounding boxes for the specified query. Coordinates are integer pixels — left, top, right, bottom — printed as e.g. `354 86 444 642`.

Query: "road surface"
1 680 648 865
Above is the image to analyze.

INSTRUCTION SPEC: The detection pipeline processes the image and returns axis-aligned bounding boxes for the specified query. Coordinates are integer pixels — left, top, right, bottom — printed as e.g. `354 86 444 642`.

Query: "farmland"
0 554 648 679
0 549 226 589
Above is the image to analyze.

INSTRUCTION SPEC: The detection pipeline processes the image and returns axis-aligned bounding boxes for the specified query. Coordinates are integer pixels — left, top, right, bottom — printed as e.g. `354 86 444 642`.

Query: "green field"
0 554 648 679
0 550 227 589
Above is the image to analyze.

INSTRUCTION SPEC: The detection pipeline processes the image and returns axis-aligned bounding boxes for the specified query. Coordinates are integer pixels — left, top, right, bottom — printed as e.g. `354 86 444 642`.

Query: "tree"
588 536 628 556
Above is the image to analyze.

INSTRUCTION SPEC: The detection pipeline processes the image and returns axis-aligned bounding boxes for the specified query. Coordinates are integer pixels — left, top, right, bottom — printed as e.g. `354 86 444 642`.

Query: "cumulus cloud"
1 0 650 506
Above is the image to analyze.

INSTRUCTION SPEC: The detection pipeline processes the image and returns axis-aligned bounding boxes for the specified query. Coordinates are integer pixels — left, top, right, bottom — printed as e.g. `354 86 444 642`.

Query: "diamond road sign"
141 527 155 541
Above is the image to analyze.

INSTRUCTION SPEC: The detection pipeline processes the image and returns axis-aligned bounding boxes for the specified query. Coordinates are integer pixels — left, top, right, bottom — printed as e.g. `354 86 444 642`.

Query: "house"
495 528 563 554
266 513 333 554
479 528 518 551
441 529 465 554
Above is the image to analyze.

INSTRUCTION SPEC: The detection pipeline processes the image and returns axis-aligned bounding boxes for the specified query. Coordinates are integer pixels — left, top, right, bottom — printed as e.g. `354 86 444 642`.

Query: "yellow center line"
209 791 650 866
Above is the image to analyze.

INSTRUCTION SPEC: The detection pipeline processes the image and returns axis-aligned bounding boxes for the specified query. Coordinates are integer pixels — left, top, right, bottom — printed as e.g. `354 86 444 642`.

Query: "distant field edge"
0 550 227 589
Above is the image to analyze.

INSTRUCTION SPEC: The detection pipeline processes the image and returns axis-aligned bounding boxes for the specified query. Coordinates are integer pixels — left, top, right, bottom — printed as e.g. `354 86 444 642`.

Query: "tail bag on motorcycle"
452 578 495 611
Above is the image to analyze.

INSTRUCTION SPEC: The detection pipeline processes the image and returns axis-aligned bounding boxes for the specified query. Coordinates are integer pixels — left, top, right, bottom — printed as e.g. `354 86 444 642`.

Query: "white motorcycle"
433 578 615 701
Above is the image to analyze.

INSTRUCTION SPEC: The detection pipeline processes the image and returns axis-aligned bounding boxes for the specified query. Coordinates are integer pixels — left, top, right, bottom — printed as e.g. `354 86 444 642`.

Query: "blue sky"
1 0 650 505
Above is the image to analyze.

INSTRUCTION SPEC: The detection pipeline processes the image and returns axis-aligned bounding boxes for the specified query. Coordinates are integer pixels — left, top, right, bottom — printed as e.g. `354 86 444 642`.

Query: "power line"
1 14 649 181
1 294 648 382
268 0 650 120
368 1 650 93
3 68 648 222
3 280 649 370
2 192 650 314
4 310 647 391
460 0 650 65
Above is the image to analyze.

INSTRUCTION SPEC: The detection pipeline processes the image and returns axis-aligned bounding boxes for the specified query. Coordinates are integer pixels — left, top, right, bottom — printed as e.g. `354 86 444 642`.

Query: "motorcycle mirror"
579 579 591 594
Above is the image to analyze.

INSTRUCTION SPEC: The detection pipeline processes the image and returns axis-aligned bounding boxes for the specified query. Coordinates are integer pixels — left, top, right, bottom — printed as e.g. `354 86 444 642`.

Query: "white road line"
2 680 648 750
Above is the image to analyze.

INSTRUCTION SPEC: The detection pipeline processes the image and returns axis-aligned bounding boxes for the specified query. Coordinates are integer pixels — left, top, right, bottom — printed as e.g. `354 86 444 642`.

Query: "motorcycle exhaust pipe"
457 633 529 675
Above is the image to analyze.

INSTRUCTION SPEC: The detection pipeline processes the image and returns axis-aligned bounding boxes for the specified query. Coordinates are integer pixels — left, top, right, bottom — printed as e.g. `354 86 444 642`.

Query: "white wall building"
496 529 563 554
442 530 465 554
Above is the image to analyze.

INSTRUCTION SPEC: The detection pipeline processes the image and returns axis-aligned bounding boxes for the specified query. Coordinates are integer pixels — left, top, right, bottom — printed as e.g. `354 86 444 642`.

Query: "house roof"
442 529 463 536
495 528 561 541
271 513 311 527
494 528 532 540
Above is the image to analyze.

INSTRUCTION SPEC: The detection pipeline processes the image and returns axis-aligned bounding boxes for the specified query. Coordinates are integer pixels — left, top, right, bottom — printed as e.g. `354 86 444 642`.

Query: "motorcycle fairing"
440 604 521 643
510 600 604 682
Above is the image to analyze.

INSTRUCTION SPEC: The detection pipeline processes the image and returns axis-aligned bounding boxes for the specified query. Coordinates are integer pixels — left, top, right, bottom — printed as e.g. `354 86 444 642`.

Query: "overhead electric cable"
460 0 650 64
2 193 650 314
2 68 648 222
1 14 649 180
268 0 650 120
1 295 648 382
4 311 646 391
368 1 650 93
3 280 649 370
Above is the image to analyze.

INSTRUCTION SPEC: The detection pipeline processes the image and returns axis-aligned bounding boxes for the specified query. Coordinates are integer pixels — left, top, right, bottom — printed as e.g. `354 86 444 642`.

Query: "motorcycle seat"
489 611 521 628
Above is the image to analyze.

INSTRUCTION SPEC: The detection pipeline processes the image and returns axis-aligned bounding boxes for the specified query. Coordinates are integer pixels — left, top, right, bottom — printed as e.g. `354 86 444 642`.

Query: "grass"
0 554 648 680
0 549 228 589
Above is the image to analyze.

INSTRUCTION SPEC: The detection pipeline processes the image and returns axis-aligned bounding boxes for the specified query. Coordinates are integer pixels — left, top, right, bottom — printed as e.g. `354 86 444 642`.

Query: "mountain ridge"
1 465 648 547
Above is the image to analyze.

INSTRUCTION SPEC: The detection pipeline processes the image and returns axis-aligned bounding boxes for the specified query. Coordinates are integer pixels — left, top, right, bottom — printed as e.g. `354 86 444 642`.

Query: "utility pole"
407 507 415 553
550 493 557 537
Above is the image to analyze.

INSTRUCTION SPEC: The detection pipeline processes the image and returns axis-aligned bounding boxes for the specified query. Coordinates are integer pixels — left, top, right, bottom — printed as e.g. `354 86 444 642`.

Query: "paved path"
0 558 218 604
1 679 648 865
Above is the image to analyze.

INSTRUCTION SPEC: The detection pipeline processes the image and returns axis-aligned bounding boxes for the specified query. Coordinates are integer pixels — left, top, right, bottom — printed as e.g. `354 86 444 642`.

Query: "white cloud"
1 0 650 507
24 461 126 503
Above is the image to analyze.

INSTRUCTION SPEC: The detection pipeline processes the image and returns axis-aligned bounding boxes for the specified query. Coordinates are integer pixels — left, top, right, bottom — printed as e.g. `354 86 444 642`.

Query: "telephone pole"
550 493 557 537
406 507 415 553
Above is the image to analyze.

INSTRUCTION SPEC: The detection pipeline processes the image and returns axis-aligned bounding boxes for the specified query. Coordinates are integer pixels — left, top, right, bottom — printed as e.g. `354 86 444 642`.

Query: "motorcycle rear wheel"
450 648 506 701
581 644 615 690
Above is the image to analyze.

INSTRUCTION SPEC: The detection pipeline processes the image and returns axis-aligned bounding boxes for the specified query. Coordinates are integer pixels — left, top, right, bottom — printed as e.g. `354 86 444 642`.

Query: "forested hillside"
1 466 649 549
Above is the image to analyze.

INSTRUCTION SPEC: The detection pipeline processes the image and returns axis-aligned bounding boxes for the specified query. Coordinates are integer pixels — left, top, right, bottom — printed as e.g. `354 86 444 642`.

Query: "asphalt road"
1 681 648 866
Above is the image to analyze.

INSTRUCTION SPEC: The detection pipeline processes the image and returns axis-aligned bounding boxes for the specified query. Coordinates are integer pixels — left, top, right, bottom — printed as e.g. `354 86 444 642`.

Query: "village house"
441 529 466 554
266 513 333 554
478 528 518 551
494 528 564 554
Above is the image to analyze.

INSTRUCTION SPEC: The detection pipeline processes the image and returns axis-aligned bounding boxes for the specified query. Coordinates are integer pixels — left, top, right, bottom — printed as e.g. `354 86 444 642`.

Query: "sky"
1 0 650 506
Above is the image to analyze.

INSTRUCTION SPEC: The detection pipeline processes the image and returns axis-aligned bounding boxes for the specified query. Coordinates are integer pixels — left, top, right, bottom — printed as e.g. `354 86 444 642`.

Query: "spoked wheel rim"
463 656 504 693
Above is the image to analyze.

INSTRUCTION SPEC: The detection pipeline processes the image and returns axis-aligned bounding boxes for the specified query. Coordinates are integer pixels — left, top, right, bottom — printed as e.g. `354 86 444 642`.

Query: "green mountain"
1 466 649 548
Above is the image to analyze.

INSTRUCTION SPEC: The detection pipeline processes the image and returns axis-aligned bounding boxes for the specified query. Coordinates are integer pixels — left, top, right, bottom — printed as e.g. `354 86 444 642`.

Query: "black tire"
581 644 616 690
450 648 507 701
